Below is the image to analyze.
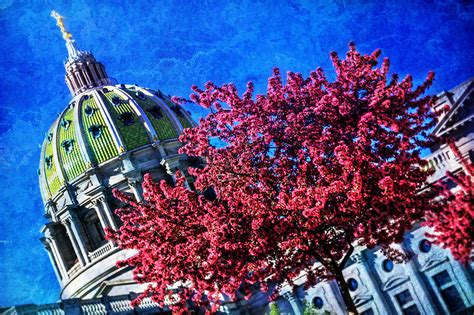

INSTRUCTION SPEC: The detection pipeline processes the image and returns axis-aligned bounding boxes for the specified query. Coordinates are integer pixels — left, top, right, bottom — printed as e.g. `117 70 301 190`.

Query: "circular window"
347 278 358 291
61 139 74 154
419 239 432 253
119 112 135 126
45 155 53 169
147 106 163 119
88 125 102 139
84 105 94 117
312 297 324 309
83 95 90 100
60 118 71 130
102 87 109 93
136 91 146 100
382 259 394 272
112 96 121 105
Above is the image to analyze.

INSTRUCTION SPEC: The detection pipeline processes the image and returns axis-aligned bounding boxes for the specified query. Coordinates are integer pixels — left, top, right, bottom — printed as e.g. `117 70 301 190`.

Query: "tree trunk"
333 267 358 315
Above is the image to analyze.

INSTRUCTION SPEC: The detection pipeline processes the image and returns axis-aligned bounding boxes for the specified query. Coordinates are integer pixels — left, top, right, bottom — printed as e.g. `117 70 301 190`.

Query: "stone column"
98 196 119 230
80 65 93 86
43 225 70 279
40 237 63 283
62 215 89 266
350 251 391 313
161 156 190 188
91 199 111 231
282 291 302 314
87 63 100 83
128 179 143 202
403 257 438 314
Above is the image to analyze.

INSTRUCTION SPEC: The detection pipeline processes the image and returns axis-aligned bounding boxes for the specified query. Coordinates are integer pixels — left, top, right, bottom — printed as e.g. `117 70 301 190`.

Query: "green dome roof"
39 84 194 199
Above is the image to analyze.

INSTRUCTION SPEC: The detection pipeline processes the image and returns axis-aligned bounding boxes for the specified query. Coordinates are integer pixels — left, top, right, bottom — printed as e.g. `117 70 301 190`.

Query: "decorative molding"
419 256 449 272
382 275 410 291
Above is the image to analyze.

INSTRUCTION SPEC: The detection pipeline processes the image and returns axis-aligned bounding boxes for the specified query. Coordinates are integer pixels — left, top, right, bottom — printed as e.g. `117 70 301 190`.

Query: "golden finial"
51 10 73 41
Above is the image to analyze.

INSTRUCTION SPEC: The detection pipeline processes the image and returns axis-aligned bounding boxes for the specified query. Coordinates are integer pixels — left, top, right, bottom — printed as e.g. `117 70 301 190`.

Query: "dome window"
136 91 146 100
312 297 324 309
61 139 74 154
112 96 121 105
171 105 184 117
47 133 53 143
347 278 358 291
119 112 135 126
419 239 432 253
45 155 53 169
147 106 163 119
83 95 90 100
60 118 71 130
102 87 109 93
88 125 102 139
84 105 95 117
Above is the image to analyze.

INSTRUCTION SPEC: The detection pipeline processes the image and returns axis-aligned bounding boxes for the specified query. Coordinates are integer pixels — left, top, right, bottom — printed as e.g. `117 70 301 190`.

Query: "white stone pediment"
382 275 409 291
419 256 448 272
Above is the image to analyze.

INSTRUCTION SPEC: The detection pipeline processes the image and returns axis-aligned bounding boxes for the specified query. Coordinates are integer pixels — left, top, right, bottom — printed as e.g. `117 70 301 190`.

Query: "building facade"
2 13 473 315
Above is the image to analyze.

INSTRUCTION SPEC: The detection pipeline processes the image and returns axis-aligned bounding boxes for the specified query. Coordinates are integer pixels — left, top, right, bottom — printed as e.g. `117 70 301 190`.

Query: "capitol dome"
39 12 195 301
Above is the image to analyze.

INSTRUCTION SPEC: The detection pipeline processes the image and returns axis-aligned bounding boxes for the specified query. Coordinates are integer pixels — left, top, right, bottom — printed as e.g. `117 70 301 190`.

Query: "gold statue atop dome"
51 10 72 41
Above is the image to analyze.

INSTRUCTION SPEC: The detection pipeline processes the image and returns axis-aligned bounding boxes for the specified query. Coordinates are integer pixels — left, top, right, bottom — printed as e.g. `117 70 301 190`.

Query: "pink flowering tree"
106 43 440 314
424 138 473 264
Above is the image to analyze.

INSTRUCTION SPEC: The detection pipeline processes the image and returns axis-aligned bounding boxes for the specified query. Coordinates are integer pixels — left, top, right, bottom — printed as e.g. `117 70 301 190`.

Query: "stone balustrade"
88 242 113 261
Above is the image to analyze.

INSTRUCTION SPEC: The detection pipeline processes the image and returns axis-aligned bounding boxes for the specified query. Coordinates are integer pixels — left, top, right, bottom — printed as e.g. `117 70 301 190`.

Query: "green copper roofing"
100 90 150 150
57 106 87 180
125 88 179 141
163 98 193 129
81 94 118 164
43 125 62 197
39 84 195 199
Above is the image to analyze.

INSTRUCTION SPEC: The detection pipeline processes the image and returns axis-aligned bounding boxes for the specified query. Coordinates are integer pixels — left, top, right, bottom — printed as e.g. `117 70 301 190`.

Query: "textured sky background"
0 0 473 307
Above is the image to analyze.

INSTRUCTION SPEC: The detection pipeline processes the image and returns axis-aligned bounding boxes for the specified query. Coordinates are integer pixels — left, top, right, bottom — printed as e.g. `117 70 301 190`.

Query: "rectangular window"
402 305 421 315
395 290 413 305
433 270 451 287
395 289 420 315
432 270 465 313
360 308 374 315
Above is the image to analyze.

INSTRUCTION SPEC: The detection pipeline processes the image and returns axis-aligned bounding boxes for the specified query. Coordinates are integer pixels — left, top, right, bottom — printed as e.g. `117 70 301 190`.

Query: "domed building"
38 11 195 304
2 12 473 315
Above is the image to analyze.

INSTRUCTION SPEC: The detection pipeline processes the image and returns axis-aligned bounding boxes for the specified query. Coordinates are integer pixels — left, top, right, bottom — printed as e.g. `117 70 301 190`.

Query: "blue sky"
0 0 473 307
